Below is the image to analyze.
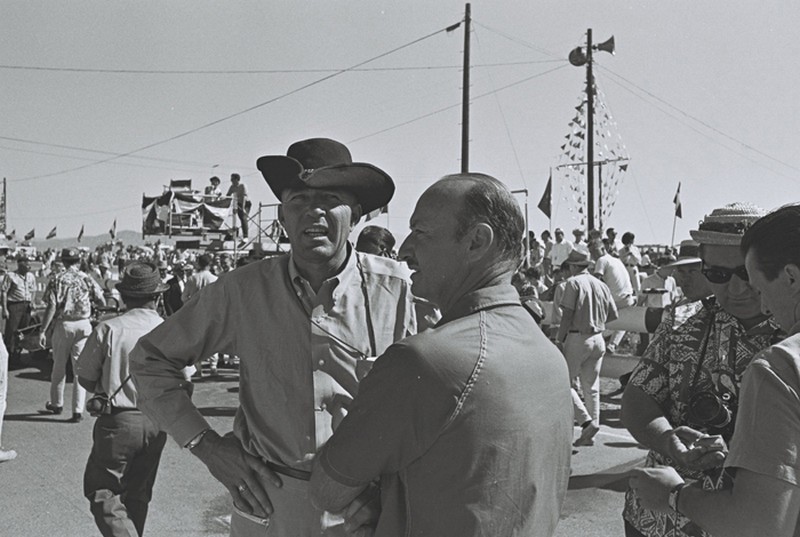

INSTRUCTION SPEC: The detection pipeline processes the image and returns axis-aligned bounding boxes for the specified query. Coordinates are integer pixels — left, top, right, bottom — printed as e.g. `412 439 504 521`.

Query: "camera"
686 390 737 441
87 393 112 417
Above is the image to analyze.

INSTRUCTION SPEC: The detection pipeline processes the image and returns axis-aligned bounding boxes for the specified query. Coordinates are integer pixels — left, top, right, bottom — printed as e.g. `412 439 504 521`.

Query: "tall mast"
585 29 595 230
460 3 471 173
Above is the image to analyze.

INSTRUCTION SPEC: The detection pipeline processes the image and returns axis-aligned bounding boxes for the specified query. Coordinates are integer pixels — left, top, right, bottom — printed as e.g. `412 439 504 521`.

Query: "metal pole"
586 28 594 231
461 3 471 173
598 162 603 230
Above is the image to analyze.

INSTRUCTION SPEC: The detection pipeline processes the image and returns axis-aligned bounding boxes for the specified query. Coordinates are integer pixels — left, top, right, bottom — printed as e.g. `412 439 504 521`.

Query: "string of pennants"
551 76 630 229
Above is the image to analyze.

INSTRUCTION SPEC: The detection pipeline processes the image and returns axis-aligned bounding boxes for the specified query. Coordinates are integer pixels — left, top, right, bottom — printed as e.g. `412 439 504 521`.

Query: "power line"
350 64 569 143
600 66 800 175
0 135 218 168
0 59 562 75
473 21 566 61
14 24 454 183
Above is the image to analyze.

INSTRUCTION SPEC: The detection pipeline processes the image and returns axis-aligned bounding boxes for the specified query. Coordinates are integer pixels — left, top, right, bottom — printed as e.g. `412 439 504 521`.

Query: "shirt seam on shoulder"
442 310 487 430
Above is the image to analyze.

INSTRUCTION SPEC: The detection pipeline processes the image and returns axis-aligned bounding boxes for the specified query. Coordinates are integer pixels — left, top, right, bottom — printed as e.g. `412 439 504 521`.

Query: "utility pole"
585 29 594 230
461 3 471 173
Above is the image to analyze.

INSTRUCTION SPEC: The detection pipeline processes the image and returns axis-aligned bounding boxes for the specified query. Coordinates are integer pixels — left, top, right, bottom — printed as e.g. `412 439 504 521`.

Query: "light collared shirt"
559 271 618 334
77 308 164 409
549 240 574 268
2 271 37 302
130 248 416 470
181 268 217 304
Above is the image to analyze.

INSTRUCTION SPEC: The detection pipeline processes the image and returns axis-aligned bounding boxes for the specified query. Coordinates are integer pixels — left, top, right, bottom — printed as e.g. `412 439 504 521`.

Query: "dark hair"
622 231 635 245
741 204 800 281
356 226 396 257
443 173 525 266
197 253 213 269
231 173 241 181
588 238 606 253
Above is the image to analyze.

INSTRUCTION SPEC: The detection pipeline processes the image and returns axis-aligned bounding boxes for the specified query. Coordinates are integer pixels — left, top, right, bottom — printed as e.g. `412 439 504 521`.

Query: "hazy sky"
2 1 798 246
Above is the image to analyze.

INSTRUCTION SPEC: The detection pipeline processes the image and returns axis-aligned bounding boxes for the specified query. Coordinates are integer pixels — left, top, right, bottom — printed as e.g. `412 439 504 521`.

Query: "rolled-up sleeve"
130 279 233 446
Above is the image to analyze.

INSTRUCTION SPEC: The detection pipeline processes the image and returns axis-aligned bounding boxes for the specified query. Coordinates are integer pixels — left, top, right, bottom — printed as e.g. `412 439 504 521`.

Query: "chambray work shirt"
2 271 37 302
78 308 164 410
130 249 416 470
320 284 573 537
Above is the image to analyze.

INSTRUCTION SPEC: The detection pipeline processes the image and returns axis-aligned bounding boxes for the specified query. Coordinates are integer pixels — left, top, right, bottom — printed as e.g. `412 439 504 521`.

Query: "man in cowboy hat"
556 249 618 447
39 247 106 423
77 261 171 537
131 138 417 536
622 202 782 537
205 176 222 199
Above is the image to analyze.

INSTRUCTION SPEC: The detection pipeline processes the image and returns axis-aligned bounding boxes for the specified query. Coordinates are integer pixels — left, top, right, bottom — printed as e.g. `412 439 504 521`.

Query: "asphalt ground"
1 351 647 537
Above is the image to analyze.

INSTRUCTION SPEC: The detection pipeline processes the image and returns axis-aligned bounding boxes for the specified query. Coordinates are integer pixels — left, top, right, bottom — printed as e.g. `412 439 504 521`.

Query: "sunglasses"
701 264 749 284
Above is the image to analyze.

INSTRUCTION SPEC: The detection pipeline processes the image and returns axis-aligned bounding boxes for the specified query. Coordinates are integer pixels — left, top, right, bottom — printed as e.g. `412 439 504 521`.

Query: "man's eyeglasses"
701 264 749 284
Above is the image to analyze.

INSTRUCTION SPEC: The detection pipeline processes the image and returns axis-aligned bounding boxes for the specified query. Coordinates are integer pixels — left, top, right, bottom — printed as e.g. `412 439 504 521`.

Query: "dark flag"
46 226 57 239
77 224 84 242
6 229 14 240
673 182 682 219
24 228 35 241
109 219 117 239
538 173 552 218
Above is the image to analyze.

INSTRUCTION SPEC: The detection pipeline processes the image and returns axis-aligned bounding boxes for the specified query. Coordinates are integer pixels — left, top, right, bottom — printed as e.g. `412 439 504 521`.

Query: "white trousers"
50 319 92 413
564 332 605 424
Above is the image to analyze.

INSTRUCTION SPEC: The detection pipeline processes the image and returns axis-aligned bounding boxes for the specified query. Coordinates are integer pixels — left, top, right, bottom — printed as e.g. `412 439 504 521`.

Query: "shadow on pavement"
199 406 237 417
4 412 75 424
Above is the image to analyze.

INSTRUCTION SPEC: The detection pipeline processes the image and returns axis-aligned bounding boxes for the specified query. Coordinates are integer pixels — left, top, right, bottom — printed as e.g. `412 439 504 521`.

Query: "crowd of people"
0 136 798 537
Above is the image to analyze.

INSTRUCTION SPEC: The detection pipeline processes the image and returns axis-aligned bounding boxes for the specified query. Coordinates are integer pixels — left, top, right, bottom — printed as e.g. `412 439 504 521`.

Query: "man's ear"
785 264 800 291
350 204 363 227
466 222 494 261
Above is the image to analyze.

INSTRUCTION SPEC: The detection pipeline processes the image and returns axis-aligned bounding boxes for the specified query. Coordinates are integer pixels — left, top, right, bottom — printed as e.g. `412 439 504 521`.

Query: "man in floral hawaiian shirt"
620 202 783 537
39 248 106 423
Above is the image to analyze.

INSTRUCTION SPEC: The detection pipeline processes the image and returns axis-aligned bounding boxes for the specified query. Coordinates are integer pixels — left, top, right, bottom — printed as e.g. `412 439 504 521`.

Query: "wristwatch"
185 428 212 451
668 482 685 513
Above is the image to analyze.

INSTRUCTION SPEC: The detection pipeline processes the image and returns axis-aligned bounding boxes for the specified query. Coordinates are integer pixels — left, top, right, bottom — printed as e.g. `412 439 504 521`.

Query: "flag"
46 226 57 239
24 228 34 241
673 182 682 219
538 173 552 218
6 229 14 240
109 219 117 239
77 224 84 243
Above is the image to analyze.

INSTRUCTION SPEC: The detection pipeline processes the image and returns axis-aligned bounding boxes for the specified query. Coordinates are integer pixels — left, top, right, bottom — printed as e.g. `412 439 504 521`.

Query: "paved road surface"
1 352 646 536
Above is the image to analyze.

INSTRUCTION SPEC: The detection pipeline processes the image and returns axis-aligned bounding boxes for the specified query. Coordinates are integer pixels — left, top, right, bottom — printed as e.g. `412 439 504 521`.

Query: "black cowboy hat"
256 138 394 215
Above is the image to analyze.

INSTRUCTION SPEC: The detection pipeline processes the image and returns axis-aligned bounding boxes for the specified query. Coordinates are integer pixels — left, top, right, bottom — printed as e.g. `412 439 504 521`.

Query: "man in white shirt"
549 228 574 269
573 228 590 256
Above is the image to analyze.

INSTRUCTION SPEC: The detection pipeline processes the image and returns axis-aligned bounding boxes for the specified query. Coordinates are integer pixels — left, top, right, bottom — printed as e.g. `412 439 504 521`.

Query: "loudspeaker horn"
594 36 615 55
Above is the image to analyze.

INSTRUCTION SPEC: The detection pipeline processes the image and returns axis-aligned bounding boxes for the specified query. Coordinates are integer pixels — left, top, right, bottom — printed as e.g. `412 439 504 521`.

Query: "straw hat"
690 202 766 246
116 261 169 297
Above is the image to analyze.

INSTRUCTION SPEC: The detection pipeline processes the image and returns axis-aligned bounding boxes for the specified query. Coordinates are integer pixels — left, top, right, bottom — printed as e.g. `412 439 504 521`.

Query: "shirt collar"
437 283 521 326
288 244 357 297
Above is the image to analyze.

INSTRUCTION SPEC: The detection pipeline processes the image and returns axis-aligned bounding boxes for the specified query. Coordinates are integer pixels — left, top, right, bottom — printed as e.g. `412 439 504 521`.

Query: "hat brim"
690 229 744 246
663 257 702 269
566 259 591 266
257 156 394 215
115 282 170 297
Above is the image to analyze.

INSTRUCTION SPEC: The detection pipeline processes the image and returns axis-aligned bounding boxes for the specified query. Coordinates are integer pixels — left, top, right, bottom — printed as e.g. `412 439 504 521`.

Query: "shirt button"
319 403 327 411
318 359 325 367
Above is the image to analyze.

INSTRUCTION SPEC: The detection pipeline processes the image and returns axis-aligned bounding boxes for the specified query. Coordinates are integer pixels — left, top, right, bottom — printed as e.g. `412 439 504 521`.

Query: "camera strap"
108 374 132 405
689 307 716 389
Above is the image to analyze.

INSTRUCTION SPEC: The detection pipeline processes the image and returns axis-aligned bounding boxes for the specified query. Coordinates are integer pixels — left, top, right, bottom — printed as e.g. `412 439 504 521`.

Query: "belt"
264 460 311 481
110 407 139 415
568 330 580 333
8 300 30 304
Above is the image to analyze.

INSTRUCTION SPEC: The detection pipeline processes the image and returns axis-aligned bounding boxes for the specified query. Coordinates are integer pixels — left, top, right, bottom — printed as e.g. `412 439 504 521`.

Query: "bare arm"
556 306 575 343
632 465 800 537
622 384 725 470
